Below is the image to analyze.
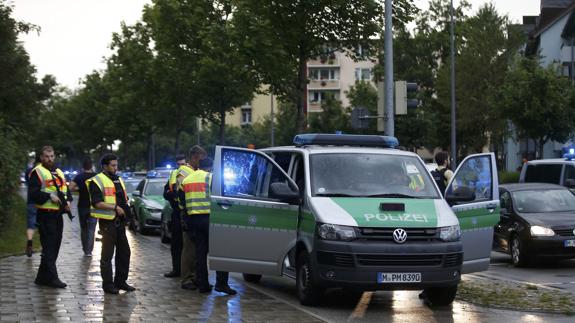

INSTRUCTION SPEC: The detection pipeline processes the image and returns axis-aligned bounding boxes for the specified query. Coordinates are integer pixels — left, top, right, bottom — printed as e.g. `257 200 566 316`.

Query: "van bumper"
312 240 463 290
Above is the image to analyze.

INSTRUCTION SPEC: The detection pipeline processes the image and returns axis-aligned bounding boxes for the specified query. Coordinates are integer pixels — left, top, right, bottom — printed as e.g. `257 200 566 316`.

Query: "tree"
345 80 378 134
233 0 418 132
308 95 350 134
498 57 575 158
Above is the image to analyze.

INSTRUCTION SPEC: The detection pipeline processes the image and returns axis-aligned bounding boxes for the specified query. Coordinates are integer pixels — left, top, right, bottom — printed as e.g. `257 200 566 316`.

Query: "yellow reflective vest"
32 165 68 211
180 170 212 216
87 172 128 220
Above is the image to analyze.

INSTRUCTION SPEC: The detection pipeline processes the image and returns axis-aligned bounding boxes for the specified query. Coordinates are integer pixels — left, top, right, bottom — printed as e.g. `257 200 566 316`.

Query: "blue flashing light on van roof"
293 133 399 148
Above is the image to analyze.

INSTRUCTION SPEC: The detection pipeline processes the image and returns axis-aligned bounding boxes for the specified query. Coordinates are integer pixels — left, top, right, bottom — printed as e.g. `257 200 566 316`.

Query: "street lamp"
450 0 457 168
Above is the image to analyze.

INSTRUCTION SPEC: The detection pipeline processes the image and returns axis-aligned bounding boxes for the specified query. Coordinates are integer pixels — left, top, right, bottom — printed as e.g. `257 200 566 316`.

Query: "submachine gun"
52 173 74 221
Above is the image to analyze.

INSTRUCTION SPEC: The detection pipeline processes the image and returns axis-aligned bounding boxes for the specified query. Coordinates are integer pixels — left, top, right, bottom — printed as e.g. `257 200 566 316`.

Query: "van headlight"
318 224 357 241
530 226 555 237
439 225 461 242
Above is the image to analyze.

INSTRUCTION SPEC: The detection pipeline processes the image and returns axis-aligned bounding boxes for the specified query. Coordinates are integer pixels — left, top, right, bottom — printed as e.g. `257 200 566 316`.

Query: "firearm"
52 174 74 221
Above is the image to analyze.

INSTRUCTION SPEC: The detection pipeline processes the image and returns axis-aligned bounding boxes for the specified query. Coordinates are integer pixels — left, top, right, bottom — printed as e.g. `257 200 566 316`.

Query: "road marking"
348 292 373 321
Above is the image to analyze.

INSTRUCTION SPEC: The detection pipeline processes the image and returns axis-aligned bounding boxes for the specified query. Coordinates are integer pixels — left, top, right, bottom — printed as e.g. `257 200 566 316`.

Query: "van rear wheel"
242 274 262 283
423 286 458 306
296 251 324 306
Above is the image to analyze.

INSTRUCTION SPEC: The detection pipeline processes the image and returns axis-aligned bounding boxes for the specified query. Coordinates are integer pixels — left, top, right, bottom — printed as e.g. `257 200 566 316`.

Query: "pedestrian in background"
178 145 206 290
180 157 236 295
25 155 40 257
29 146 72 288
69 158 96 257
87 154 134 294
431 151 454 196
162 154 187 278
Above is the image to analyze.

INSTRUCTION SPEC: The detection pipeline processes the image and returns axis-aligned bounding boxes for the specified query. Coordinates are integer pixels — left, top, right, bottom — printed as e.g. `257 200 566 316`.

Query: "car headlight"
318 224 357 241
439 225 461 242
530 225 555 237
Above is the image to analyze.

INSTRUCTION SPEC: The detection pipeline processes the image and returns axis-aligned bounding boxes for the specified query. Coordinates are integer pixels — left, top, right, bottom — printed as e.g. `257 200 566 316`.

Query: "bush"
499 171 520 184
0 121 26 233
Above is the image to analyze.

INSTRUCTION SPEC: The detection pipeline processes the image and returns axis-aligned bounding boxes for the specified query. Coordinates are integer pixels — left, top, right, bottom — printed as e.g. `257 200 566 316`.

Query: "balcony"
308 54 340 67
307 79 340 90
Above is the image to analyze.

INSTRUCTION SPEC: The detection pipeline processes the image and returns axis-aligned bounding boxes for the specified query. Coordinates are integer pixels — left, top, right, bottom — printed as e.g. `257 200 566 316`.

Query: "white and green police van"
208 134 499 306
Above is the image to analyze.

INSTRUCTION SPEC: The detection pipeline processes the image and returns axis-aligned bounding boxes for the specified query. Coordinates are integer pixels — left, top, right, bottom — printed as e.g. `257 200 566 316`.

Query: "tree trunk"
218 109 226 145
537 137 546 159
174 128 183 155
296 50 307 133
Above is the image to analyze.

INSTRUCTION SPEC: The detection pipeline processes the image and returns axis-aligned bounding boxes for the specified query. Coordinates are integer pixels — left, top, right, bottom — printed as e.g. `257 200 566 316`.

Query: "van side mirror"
132 190 141 197
445 186 476 205
500 207 511 217
270 182 300 204
565 179 575 189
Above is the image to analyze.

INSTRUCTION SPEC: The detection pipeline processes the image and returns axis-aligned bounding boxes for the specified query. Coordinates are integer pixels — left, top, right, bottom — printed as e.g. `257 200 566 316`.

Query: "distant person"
69 158 96 257
25 155 41 257
29 146 72 288
431 151 454 196
87 154 134 294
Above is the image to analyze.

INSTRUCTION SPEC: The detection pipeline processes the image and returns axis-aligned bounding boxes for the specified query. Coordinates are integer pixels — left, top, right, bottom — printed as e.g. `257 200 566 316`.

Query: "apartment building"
227 50 376 127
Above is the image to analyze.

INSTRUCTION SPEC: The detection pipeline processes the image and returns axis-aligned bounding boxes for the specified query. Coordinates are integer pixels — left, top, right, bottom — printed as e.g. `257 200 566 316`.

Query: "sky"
10 0 541 89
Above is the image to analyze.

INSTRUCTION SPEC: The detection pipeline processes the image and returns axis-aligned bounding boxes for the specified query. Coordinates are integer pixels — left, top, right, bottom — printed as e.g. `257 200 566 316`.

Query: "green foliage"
233 0 418 132
498 171 519 184
497 57 575 157
308 96 350 134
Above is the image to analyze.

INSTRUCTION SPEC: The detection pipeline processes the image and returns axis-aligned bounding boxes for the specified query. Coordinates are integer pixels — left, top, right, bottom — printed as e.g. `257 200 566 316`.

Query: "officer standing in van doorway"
87 154 135 294
180 157 236 295
178 145 206 290
29 146 72 288
162 154 187 278
431 152 454 196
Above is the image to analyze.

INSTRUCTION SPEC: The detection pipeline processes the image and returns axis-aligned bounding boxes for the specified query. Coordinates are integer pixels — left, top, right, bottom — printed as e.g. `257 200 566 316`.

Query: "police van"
208 134 499 306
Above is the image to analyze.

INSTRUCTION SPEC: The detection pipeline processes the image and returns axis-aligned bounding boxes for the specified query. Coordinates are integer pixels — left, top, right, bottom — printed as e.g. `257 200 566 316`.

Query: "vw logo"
393 228 407 244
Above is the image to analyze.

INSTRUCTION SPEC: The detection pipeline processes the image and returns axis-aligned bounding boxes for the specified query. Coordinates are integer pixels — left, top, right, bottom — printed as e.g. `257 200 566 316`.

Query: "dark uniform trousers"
99 218 131 286
188 214 228 289
170 208 183 274
35 210 63 283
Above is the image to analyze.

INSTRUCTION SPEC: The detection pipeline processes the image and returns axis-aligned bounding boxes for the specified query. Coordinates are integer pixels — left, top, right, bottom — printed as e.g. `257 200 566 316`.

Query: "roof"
500 183 566 191
261 145 417 157
531 1 575 38
526 158 575 164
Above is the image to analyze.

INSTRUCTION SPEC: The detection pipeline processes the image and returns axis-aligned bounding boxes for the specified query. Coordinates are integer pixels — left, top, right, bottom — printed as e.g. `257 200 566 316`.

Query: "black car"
493 183 575 266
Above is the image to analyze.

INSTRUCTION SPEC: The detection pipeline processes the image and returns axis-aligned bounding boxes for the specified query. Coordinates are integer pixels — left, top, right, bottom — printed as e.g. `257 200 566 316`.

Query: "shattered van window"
222 150 268 197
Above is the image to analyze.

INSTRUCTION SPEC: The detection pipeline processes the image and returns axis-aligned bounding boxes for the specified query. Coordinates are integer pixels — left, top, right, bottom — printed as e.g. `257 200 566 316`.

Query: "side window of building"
524 164 563 184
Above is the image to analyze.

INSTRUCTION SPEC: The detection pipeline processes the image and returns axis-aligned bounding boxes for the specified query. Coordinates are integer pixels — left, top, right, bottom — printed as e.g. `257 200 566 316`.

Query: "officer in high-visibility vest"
29 146 72 288
87 154 134 295
179 157 236 295
177 145 206 290
162 154 188 278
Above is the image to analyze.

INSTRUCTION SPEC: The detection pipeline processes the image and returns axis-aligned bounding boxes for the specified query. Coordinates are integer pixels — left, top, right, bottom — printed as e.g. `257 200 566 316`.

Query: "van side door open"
446 153 500 274
209 147 299 276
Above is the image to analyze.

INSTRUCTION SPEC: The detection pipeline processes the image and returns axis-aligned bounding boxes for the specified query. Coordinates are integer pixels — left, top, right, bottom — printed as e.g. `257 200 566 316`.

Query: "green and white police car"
208 134 499 306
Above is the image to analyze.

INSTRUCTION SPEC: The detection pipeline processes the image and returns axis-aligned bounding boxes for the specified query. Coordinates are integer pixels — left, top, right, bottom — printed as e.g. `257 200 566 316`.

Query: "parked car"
129 178 166 234
519 158 575 190
493 183 575 267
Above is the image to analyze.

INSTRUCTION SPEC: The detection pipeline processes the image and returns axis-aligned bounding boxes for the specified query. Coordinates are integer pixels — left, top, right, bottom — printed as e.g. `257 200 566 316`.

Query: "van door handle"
486 203 497 213
217 201 232 209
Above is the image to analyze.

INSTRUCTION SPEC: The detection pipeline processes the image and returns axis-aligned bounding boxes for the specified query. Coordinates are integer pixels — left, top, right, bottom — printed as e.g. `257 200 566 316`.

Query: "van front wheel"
297 251 324 306
423 286 458 306
242 274 262 283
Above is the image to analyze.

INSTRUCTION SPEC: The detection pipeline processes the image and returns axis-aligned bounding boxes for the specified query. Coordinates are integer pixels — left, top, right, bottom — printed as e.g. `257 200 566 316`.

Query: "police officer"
29 146 72 288
178 145 206 289
180 157 236 295
162 154 187 278
87 154 134 294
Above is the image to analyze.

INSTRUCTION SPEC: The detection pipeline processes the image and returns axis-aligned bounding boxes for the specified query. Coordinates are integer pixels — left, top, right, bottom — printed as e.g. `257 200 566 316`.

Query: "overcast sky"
11 0 541 89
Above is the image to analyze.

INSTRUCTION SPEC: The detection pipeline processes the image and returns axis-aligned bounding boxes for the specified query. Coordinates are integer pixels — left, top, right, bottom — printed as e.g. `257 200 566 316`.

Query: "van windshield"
310 153 440 199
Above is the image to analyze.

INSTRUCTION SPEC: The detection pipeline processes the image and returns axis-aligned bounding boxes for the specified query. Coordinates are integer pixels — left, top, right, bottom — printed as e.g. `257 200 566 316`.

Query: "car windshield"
144 181 164 196
310 153 440 198
512 189 575 213
124 181 140 194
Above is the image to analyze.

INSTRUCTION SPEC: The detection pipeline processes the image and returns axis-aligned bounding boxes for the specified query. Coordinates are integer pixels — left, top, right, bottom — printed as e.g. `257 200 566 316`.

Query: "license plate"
378 272 422 283
564 240 575 247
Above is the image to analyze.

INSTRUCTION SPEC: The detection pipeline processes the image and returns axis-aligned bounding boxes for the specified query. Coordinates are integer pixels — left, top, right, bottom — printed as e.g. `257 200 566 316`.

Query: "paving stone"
0 210 323 322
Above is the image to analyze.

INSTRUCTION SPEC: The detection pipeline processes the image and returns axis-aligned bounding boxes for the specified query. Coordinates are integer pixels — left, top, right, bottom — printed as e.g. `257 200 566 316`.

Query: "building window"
308 90 340 104
309 68 338 80
355 68 371 81
241 107 252 125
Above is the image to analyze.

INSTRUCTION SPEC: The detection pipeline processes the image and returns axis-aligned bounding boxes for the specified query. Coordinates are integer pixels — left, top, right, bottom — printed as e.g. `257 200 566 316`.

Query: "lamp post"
450 0 457 168
384 0 394 136
271 93 275 146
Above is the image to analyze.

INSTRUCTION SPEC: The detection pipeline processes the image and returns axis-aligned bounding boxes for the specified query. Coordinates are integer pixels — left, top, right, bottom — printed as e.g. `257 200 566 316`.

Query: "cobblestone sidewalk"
0 216 323 322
